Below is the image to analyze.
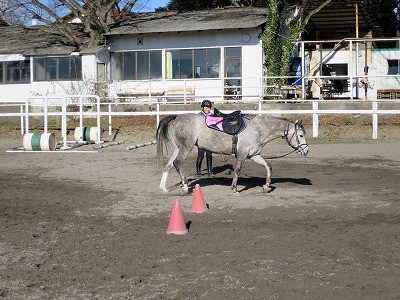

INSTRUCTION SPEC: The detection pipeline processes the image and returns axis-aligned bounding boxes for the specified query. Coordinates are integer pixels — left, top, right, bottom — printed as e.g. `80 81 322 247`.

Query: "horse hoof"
233 191 240 196
262 185 270 193
181 186 189 195
161 188 168 193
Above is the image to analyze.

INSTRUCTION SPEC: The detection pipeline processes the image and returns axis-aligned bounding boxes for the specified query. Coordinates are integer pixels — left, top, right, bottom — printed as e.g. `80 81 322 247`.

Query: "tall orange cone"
166 200 188 235
191 184 208 213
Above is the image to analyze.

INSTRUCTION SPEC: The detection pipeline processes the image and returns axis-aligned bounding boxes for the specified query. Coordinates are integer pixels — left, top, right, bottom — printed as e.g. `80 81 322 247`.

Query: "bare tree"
0 0 140 49
1 0 32 25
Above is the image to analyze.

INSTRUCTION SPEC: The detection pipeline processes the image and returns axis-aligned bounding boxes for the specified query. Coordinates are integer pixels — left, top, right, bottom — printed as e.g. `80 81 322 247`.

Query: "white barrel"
23 133 56 151
74 127 102 142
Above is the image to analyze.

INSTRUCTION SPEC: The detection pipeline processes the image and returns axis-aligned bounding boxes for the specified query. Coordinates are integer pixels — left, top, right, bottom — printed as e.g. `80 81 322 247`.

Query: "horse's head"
286 120 309 156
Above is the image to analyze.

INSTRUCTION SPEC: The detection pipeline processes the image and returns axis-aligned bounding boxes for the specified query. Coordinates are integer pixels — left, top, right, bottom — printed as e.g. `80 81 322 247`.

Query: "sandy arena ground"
1 122 400 299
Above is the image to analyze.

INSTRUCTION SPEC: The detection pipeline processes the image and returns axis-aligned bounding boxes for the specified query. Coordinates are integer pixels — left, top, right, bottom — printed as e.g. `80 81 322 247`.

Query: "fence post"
95 96 101 143
25 99 30 134
20 104 24 134
108 103 112 135
372 101 378 139
44 97 48 133
148 80 152 104
79 96 83 128
312 100 319 138
62 97 67 149
184 79 187 105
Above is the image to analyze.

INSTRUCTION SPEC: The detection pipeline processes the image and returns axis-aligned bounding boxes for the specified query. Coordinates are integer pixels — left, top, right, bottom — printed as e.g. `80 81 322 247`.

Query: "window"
224 47 242 99
3 60 30 83
150 51 162 79
194 49 206 78
225 47 241 78
388 59 399 75
322 63 349 94
110 50 162 80
110 52 123 80
179 49 192 78
33 56 82 81
137 51 149 80
124 52 135 80
165 48 221 79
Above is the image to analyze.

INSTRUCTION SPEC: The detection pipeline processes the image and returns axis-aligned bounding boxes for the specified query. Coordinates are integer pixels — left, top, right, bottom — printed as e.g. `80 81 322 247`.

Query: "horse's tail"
156 115 177 172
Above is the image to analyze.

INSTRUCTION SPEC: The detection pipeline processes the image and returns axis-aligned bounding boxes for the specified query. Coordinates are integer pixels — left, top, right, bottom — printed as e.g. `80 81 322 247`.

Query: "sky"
36 0 171 13
25 0 170 26
133 0 170 13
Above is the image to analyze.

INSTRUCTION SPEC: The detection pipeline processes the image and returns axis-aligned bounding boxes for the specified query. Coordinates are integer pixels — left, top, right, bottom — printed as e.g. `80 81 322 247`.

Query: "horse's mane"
260 115 306 134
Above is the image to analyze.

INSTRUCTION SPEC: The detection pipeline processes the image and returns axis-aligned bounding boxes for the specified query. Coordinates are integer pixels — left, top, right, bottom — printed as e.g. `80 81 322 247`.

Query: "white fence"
1 95 400 141
105 73 400 103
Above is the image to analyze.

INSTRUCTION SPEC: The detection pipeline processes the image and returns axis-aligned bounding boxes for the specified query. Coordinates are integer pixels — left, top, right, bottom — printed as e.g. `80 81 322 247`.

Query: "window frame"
165 47 221 80
110 50 162 81
33 56 82 81
1 60 31 84
388 59 400 75
0 62 3 84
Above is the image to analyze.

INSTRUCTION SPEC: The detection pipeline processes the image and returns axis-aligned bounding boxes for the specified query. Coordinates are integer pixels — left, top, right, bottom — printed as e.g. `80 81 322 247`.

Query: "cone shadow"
186 221 192 231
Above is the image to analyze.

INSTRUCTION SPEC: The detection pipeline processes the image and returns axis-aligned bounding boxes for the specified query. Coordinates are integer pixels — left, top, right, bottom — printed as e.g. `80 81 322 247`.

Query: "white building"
0 5 399 103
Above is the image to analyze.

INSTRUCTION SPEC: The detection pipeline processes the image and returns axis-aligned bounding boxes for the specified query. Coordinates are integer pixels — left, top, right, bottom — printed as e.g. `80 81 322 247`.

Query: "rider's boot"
206 157 214 176
196 157 203 177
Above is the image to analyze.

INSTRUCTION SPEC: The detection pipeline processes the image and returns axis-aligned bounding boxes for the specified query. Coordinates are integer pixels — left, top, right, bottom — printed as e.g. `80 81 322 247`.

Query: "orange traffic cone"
166 200 188 235
191 184 208 213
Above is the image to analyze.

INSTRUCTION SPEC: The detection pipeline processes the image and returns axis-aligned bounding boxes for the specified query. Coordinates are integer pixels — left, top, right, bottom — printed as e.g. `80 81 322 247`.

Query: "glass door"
224 47 242 100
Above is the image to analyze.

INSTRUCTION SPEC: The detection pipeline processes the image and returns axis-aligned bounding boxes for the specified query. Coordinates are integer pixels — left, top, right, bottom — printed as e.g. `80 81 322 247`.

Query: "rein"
263 121 306 160
263 148 299 160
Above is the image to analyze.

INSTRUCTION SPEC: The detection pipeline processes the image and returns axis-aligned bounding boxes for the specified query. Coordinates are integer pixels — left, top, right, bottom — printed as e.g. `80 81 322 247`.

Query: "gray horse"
156 113 308 194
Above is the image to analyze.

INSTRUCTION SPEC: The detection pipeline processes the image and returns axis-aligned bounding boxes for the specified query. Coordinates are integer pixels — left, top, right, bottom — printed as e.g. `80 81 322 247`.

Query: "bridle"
284 121 305 151
264 121 307 159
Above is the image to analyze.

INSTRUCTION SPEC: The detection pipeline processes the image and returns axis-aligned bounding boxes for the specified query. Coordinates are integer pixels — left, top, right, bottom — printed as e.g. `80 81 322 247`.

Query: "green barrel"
23 133 56 151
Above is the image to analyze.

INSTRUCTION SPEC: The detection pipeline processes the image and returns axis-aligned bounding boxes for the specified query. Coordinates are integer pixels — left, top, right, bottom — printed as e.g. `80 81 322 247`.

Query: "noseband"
284 121 306 151
264 121 307 160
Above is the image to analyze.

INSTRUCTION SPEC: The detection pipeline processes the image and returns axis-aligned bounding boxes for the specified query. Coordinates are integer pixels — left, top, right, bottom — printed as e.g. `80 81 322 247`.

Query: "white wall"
0 28 264 103
372 49 400 90
109 29 261 51
307 47 400 99
107 28 264 100
0 54 100 103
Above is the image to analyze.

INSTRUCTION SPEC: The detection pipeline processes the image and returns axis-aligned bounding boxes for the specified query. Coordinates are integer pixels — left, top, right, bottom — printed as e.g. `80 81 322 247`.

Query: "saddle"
205 108 245 135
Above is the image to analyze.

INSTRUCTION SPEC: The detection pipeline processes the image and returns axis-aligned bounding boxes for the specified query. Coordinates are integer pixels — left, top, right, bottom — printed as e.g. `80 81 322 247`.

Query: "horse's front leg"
250 155 272 193
231 157 245 195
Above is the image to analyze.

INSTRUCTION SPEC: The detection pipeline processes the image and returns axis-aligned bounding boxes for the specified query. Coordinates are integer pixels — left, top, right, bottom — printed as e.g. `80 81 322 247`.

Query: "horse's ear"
295 119 303 126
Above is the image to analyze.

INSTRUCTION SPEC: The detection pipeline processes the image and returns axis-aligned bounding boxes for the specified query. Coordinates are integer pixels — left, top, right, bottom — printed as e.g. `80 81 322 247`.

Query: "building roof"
0 26 76 55
105 7 268 36
303 1 384 39
0 4 387 56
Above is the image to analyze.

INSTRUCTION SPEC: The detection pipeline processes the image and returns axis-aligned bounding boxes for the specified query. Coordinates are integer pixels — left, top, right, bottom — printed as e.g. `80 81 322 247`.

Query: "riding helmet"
201 100 212 108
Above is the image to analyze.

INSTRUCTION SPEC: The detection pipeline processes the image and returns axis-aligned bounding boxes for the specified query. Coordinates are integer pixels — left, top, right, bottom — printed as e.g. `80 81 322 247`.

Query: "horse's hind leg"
159 147 179 193
173 148 193 195
250 155 272 193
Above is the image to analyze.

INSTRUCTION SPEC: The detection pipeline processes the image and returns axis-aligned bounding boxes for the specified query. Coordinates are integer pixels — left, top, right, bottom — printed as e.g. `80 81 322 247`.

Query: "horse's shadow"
193 176 311 193
169 164 312 194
